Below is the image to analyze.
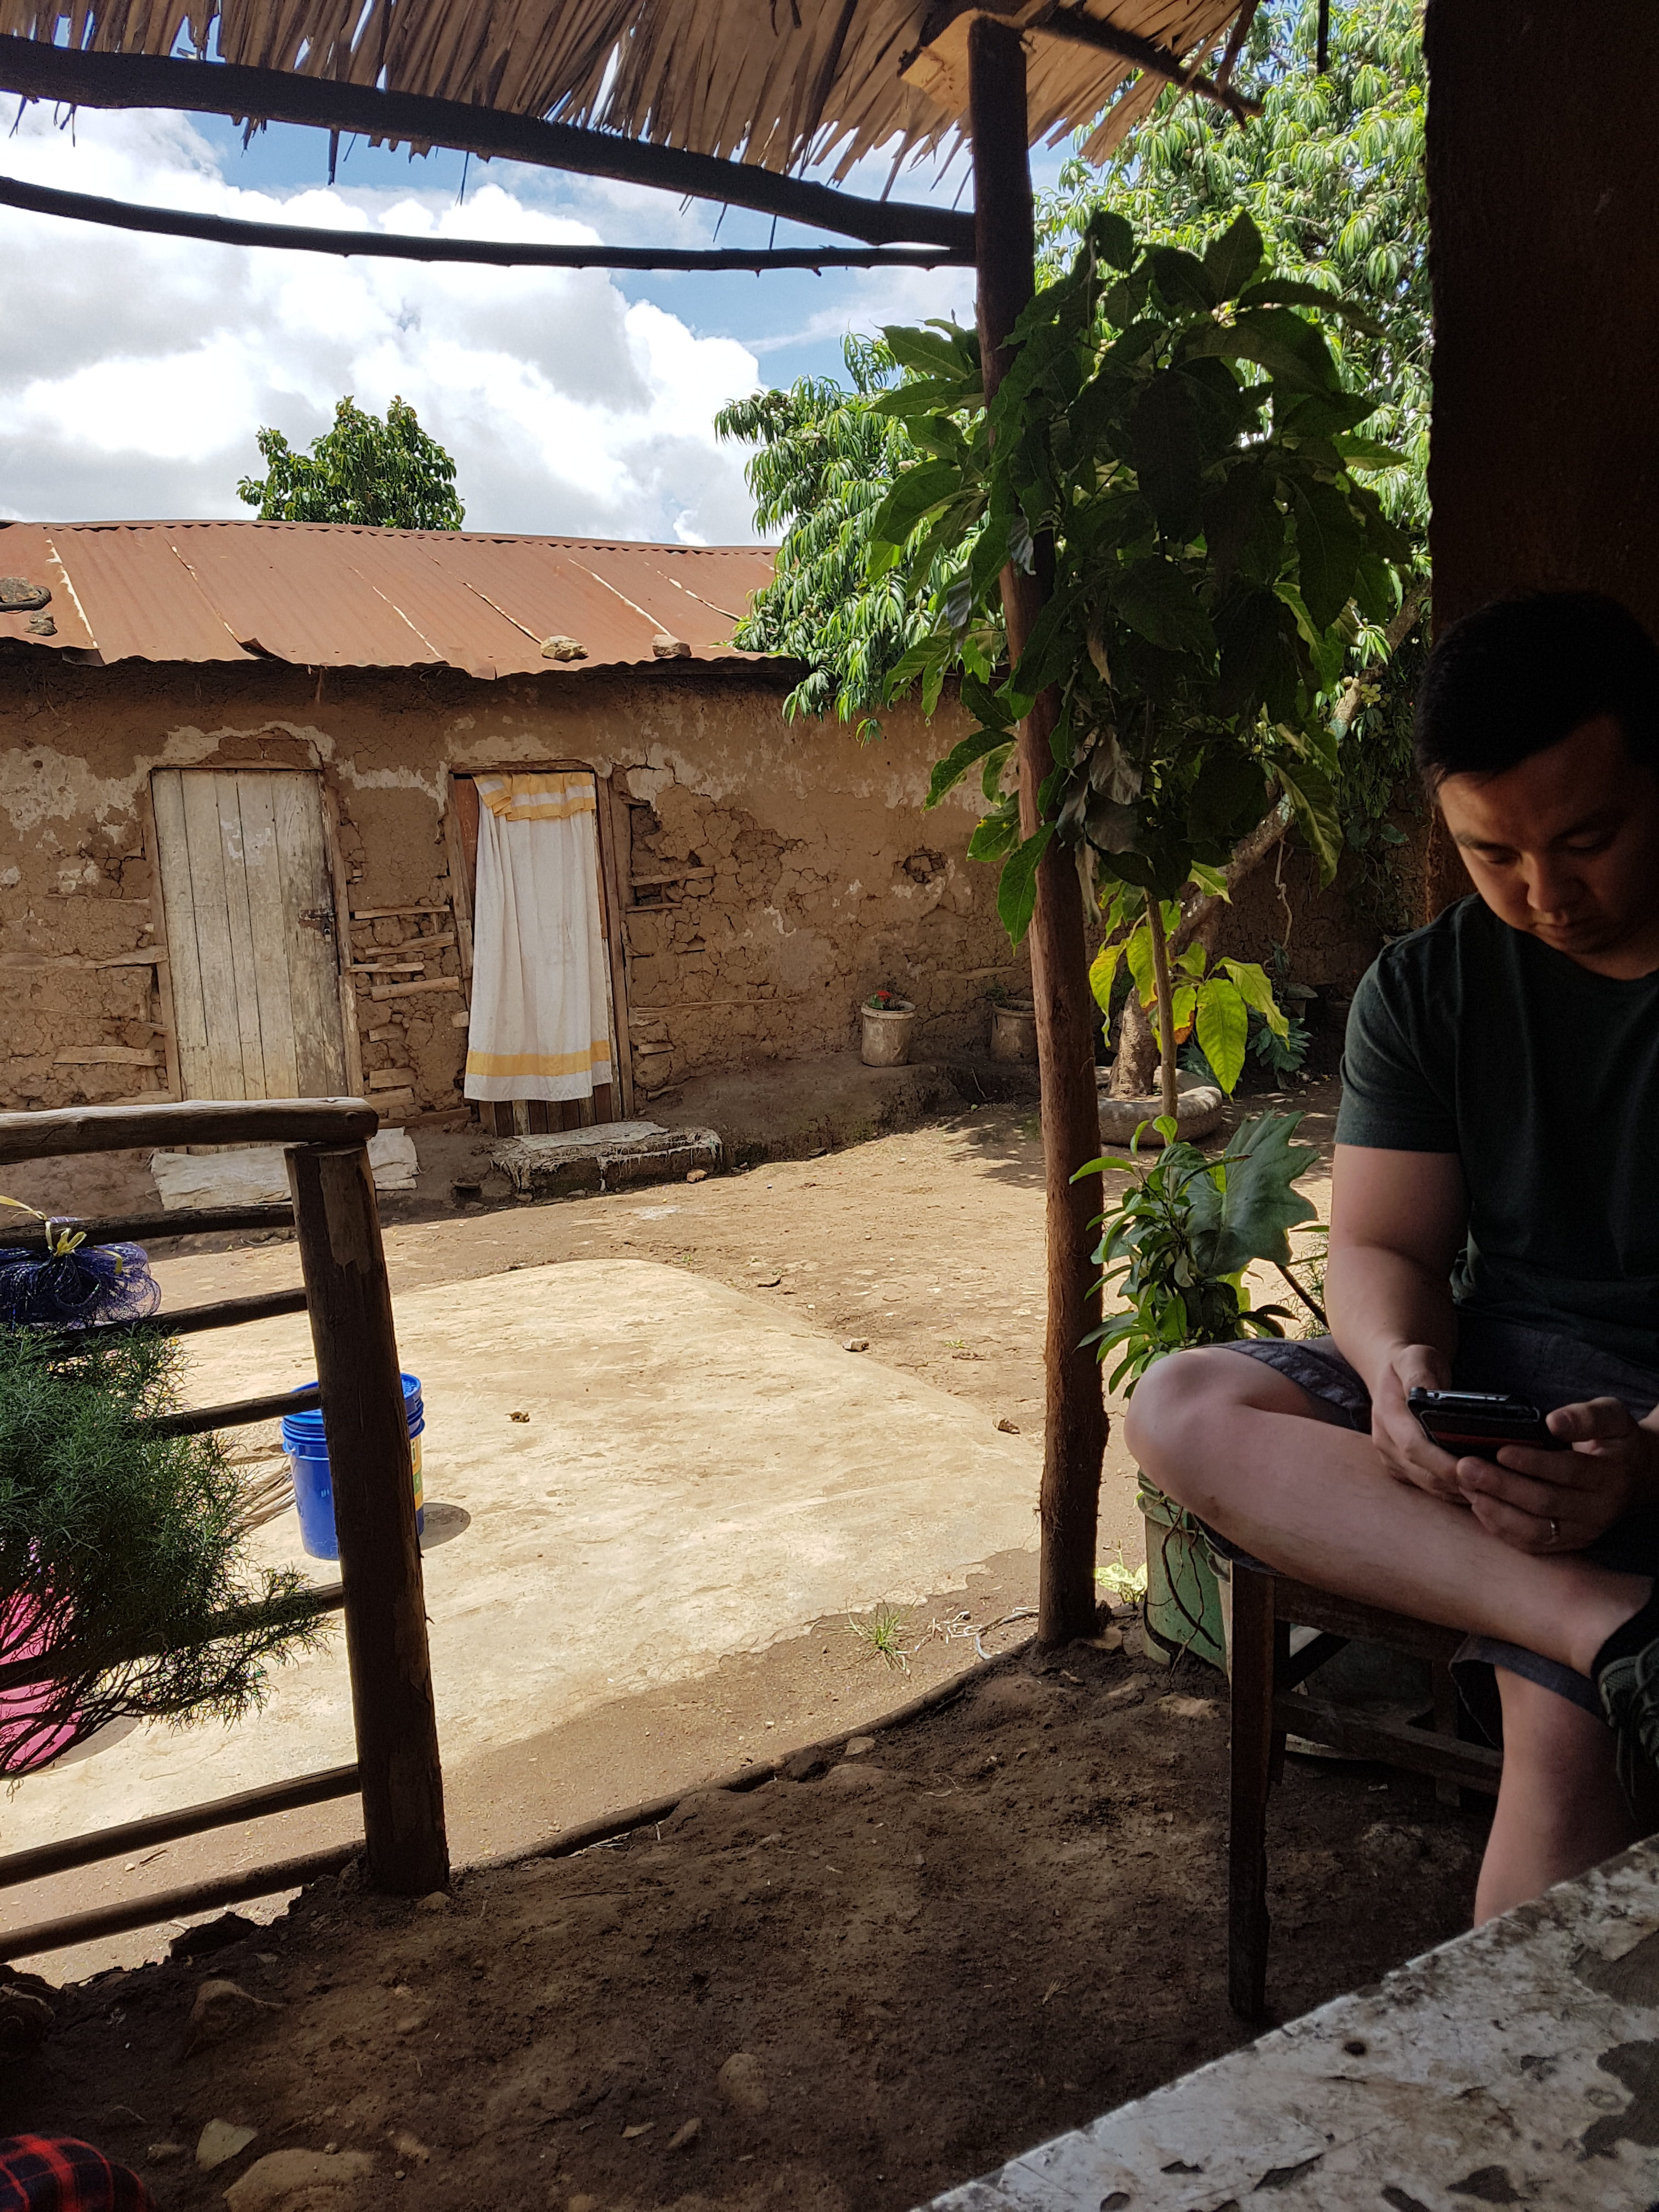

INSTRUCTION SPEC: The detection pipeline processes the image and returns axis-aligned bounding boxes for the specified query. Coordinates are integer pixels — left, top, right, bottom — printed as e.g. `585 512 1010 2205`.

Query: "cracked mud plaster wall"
0 654 1031 1124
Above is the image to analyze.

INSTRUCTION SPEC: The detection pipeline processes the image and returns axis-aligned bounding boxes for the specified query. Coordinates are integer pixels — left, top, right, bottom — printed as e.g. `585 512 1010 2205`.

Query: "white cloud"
0 109 765 540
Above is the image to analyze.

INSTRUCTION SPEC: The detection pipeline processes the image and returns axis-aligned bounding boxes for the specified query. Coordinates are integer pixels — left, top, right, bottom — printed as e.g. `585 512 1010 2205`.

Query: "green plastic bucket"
1138 1477 1227 1671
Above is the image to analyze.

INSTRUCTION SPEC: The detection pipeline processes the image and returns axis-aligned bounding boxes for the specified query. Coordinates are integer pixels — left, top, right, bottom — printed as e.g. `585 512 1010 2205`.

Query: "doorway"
446 770 627 1136
151 767 348 1100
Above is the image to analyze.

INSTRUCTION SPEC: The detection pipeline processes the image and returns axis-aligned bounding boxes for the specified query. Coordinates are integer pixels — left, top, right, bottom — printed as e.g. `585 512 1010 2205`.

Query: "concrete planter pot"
1098 1067 1224 1146
989 1000 1037 1063
860 1001 917 1066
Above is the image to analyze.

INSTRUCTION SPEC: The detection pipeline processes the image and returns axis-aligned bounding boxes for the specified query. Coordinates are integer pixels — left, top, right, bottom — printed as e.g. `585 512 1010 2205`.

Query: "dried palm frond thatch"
0 0 1248 178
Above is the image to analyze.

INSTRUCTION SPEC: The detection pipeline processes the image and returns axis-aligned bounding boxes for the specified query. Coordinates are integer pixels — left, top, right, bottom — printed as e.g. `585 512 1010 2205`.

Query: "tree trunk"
970 16 1105 1650
1146 896 1180 1124
1110 989 1158 1096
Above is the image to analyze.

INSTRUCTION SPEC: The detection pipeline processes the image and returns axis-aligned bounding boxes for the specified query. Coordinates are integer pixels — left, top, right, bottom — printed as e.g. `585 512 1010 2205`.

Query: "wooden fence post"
286 1139 448 1895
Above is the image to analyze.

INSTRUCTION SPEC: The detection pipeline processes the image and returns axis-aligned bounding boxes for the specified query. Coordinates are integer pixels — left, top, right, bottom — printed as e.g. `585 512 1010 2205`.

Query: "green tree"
714 338 924 736
238 394 464 529
1041 0 1426 534
716 0 1425 726
871 204 1410 1114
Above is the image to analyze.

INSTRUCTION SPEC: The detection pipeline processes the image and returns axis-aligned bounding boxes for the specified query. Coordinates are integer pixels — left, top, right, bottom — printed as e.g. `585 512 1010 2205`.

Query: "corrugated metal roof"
0 519 778 676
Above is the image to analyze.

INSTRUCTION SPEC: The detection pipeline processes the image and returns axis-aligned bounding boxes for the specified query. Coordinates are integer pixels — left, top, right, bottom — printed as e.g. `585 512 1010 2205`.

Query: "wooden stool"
1228 1556 1503 2021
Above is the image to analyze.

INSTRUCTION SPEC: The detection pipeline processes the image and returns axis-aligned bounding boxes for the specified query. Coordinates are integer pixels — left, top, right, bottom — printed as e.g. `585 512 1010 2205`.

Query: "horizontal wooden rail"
3 1203 295 1248
0 1844 360 1960
146 1383 319 1437
1276 1689 1503 1794
0 1764 361 1890
0 1098 377 1165
32 1287 311 1355
1271 1578 1468 1666
0 1582 344 1694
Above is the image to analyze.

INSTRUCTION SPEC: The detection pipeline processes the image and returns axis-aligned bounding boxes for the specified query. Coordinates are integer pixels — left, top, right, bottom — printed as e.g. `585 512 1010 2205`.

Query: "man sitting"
1126 590 1659 1922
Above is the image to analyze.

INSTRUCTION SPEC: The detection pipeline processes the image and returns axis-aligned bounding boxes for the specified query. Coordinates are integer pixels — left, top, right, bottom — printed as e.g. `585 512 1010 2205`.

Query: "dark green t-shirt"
1338 894 1659 1369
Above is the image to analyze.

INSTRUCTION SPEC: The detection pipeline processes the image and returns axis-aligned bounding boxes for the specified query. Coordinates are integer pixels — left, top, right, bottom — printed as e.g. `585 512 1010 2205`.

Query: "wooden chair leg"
1432 1659 1462 1808
1228 1563 1277 2021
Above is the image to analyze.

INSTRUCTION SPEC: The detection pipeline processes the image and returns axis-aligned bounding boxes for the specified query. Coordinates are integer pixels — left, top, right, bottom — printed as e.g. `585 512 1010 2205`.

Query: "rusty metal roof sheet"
0 519 777 677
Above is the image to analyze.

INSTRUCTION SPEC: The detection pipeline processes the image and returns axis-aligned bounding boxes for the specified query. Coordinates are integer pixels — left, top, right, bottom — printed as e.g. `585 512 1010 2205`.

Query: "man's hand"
1369 1342 1468 1499
1455 1397 1659 1553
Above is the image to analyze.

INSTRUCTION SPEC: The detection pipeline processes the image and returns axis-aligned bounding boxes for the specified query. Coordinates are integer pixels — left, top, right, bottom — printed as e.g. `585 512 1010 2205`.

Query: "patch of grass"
848 1602 912 1672
1018 1113 1042 1142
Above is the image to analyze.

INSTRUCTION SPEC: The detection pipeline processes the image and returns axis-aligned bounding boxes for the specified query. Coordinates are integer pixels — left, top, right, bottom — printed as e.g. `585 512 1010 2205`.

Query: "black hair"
1413 590 1659 785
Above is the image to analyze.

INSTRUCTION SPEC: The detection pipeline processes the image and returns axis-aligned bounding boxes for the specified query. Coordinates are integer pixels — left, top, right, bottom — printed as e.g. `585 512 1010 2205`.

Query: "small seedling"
848 1602 912 1672
1096 1543 1148 1605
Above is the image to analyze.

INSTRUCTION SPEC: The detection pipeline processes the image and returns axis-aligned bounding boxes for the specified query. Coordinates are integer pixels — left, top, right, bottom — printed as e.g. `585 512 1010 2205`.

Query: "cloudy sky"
0 94 1041 543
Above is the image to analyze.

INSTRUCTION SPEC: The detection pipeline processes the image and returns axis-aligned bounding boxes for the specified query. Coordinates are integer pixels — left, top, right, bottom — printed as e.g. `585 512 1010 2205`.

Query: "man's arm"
1325 1142 1470 1498
1329 1144 1659 1548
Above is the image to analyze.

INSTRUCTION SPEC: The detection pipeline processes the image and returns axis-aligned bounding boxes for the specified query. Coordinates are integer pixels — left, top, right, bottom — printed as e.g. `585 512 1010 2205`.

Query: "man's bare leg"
1122 1348 1651 1680
1474 1671 1638 1922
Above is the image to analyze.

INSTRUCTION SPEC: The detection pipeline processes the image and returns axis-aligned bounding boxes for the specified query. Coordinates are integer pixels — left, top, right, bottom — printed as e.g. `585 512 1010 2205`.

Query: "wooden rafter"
0 35 973 251
0 170 971 270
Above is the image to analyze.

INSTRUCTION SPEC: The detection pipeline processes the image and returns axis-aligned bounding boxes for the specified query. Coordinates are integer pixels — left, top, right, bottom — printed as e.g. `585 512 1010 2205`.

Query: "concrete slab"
490 1122 721 1197
922 1834 1659 2212
2 1260 1040 1860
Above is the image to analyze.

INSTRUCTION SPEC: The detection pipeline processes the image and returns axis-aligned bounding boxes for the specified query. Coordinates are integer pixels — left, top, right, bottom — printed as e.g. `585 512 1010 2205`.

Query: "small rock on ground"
223 2148 375 2211
196 2119 258 2171
716 2051 770 2115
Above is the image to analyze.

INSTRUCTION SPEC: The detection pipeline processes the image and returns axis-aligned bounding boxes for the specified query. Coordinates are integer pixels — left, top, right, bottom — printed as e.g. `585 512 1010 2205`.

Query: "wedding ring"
1548 1517 1561 1547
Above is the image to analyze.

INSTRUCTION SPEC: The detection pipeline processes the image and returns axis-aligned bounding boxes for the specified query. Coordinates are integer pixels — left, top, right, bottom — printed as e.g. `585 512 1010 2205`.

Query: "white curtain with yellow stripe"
464 772 613 1103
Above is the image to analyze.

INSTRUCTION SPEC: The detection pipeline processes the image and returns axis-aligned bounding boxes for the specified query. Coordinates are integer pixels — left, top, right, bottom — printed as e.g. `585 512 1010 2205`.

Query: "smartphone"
1407 1388 1566 1454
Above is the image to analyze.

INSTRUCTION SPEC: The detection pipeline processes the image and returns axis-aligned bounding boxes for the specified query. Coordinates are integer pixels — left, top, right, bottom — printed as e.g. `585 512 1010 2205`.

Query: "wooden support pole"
969 17 1107 1650
1227 1562 1279 2021
286 1141 448 1896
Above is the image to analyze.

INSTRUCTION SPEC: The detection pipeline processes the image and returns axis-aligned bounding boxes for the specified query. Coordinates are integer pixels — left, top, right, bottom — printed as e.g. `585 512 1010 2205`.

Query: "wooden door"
152 768 348 1101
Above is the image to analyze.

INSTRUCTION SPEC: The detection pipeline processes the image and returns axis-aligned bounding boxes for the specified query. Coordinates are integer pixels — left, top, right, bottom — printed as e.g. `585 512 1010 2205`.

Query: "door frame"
442 761 635 1126
146 763 360 1105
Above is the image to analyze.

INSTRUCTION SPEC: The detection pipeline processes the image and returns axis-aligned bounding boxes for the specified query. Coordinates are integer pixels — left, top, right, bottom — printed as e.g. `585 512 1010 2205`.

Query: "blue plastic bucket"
281 1373 425 1561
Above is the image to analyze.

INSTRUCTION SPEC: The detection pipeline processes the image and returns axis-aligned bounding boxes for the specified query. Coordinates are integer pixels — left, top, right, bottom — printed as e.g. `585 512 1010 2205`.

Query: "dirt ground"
6 1633 1489 2212
1 1065 1485 2212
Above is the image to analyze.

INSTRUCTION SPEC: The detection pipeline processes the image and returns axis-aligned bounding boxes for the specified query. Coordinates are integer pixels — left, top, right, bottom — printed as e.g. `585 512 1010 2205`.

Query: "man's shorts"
1222 1312 1659 1745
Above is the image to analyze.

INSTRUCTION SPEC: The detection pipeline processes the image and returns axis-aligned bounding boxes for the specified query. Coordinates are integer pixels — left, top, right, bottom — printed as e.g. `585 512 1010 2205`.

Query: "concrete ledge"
923 1834 1659 2211
653 1051 1035 1168
490 1122 721 1197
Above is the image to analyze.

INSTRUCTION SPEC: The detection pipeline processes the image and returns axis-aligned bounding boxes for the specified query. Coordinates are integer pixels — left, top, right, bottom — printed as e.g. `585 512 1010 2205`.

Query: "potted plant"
860 987 917 1066
986 980 1037 1062
1080 1110 1323 1667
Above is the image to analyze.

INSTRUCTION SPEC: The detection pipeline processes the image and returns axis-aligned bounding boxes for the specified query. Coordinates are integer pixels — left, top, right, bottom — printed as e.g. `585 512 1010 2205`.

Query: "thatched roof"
0 1 1249 176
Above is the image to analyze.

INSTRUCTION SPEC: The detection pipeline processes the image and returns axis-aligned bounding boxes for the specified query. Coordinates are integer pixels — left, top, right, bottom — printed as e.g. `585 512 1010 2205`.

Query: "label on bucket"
410 1433 424 1515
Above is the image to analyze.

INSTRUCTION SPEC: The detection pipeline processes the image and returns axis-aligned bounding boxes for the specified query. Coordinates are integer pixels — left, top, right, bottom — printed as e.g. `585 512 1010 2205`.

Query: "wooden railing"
0 1098 448 1958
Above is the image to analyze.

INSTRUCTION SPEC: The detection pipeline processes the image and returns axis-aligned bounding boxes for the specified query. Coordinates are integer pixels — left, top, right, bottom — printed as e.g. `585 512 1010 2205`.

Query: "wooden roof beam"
0 35 975 252
0 171 971 270
1035 7 1263 123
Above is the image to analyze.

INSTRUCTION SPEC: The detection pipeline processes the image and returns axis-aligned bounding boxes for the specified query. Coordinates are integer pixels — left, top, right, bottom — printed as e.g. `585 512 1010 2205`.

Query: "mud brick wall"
0 655 1032 1133
0 646 1392 1148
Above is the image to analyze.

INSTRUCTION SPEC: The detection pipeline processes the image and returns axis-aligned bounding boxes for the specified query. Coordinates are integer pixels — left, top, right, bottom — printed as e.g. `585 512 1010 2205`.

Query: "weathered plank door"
152 768 349 1099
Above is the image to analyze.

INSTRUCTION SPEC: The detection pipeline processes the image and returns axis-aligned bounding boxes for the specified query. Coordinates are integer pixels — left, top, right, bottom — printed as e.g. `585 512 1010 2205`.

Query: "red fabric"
0 2140 154 2212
